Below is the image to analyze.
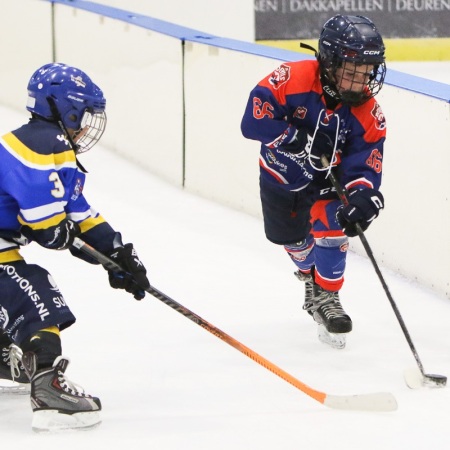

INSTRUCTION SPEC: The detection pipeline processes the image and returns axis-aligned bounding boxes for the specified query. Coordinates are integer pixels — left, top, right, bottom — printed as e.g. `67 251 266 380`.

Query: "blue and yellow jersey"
0 118 116 263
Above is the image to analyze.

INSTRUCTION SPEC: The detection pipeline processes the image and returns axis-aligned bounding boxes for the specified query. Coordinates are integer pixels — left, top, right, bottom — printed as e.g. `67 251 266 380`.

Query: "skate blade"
32 410 101 433
0 380 31 395
317 324 347 349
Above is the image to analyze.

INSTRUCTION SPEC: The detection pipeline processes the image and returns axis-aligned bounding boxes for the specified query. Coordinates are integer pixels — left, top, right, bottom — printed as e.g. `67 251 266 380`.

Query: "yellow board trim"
257 38 450 62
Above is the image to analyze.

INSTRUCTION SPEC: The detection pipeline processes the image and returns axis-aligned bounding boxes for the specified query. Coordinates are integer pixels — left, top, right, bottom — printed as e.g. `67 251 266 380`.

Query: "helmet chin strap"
300 42 343 108
46 96 79 152
71 128 83 142
46 96 88 173
299 42 318 57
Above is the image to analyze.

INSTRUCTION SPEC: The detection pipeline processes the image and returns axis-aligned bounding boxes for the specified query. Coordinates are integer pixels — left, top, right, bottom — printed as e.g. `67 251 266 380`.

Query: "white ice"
0 96 449 449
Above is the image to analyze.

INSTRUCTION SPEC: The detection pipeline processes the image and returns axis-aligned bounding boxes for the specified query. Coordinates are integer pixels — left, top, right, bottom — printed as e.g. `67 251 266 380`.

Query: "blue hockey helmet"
26 63 107 152
318 15 386 105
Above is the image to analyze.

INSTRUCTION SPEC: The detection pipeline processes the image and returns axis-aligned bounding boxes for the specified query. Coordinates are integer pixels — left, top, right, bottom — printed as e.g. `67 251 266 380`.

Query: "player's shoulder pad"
351 98 386 143
258 60 321 102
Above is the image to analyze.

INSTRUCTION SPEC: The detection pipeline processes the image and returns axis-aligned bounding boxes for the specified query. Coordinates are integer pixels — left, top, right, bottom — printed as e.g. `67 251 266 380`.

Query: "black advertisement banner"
255 0 450 39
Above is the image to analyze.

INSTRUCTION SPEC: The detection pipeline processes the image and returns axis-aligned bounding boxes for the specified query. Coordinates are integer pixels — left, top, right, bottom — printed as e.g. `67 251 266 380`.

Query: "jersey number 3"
49 172 65 198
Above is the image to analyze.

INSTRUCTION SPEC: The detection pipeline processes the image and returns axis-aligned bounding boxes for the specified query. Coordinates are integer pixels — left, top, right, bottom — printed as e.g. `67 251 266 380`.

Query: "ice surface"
0 94 449 448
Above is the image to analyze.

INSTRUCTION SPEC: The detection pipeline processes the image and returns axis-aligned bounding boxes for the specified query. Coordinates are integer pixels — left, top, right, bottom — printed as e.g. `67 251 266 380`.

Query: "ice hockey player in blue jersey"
241 15 387 349
0 63 150 431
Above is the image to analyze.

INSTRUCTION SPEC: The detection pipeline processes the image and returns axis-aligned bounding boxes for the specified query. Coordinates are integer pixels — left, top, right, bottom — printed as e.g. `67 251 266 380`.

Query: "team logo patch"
266 150 287 172
268 64 291 90
0 306 9 328
48 274 61 293
293 106 307 119
71 74 86 88
371 102 386 130
340 242 349 252
71 178 84 201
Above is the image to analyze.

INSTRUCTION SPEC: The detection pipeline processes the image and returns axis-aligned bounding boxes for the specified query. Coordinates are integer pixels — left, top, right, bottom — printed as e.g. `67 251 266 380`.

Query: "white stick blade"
404 367 447 389
404 368 424 389
324 392 397 412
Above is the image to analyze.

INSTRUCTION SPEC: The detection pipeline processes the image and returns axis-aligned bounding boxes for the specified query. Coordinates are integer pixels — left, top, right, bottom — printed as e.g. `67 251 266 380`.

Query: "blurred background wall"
0 0 449 299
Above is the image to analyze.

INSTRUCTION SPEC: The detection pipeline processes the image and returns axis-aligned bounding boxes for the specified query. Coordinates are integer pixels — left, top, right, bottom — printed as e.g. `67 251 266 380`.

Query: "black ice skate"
0 341 30 394
22 353 101 432
303 284 352 349
294 270 314 314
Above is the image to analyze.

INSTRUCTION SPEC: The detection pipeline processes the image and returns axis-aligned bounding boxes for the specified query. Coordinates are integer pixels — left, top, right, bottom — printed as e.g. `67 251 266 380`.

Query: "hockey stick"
72 237 396 411
321 155 446 389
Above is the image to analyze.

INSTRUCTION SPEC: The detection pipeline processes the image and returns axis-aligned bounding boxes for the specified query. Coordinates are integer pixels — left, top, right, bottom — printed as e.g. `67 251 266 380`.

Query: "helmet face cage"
318 15 386 106
26 63 107 152
74 110 107 154
334 59 386 106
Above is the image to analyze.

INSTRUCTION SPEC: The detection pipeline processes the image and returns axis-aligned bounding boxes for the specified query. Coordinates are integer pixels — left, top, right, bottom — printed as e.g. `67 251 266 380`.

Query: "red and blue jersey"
241 59 386 193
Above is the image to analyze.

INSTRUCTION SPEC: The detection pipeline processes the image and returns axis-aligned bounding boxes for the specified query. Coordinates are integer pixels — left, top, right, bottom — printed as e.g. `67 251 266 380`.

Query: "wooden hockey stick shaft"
321 155 446 388
72 237 397 411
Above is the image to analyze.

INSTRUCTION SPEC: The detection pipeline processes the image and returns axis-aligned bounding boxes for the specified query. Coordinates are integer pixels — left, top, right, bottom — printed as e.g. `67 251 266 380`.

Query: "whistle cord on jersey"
71 237 397 411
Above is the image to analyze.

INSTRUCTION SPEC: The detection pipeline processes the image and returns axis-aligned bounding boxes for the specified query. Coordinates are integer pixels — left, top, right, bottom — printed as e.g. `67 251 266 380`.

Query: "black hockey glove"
336 188 384 237
21 219 81 250
107 243 150 300
280 128 334 168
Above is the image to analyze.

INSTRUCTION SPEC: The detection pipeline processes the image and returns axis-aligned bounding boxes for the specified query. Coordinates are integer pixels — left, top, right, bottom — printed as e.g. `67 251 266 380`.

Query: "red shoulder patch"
371 102 386 131
353 99 386 143
268 64 291 90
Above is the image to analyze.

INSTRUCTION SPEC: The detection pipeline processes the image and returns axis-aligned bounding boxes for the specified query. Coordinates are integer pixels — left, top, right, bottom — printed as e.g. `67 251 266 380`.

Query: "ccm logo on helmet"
363 50 381 55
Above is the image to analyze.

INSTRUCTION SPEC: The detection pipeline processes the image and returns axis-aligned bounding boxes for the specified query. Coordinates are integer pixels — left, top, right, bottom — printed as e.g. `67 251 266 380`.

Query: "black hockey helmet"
318 15 386 106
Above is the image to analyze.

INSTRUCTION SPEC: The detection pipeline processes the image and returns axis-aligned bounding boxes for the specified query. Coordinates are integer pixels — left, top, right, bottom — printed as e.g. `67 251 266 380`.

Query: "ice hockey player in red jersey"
241 15 387 349
0 63 150 431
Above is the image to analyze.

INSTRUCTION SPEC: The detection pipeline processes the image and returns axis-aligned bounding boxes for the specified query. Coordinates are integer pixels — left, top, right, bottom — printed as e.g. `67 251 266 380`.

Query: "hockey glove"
280 128 334 168
336 188 384 237
107 243 150 300
21 219 81 250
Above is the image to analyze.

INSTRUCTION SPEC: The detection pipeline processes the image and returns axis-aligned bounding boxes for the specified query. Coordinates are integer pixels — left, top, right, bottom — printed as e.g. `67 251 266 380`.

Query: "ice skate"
310 284 352 333
317 324 347 349
303 284 352 349
294 270 314 315
0 342 30 394
22 353 101 432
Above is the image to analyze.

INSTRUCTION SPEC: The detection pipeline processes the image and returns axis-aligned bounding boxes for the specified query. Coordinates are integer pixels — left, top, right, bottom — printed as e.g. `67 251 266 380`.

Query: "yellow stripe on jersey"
2 132 76 170
18 211 67 230
79 214 106 233
39 326 60 336
0 249 24 263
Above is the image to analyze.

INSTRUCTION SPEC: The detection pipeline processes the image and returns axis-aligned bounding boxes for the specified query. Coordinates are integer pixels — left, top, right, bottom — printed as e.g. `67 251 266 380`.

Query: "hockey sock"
21 327 62 370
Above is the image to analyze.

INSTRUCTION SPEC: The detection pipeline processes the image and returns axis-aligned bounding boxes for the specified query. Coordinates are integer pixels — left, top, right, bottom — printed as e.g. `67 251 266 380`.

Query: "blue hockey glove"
280 128 334 168
107 243 150 300
22 219 81 250
336 188 384 237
